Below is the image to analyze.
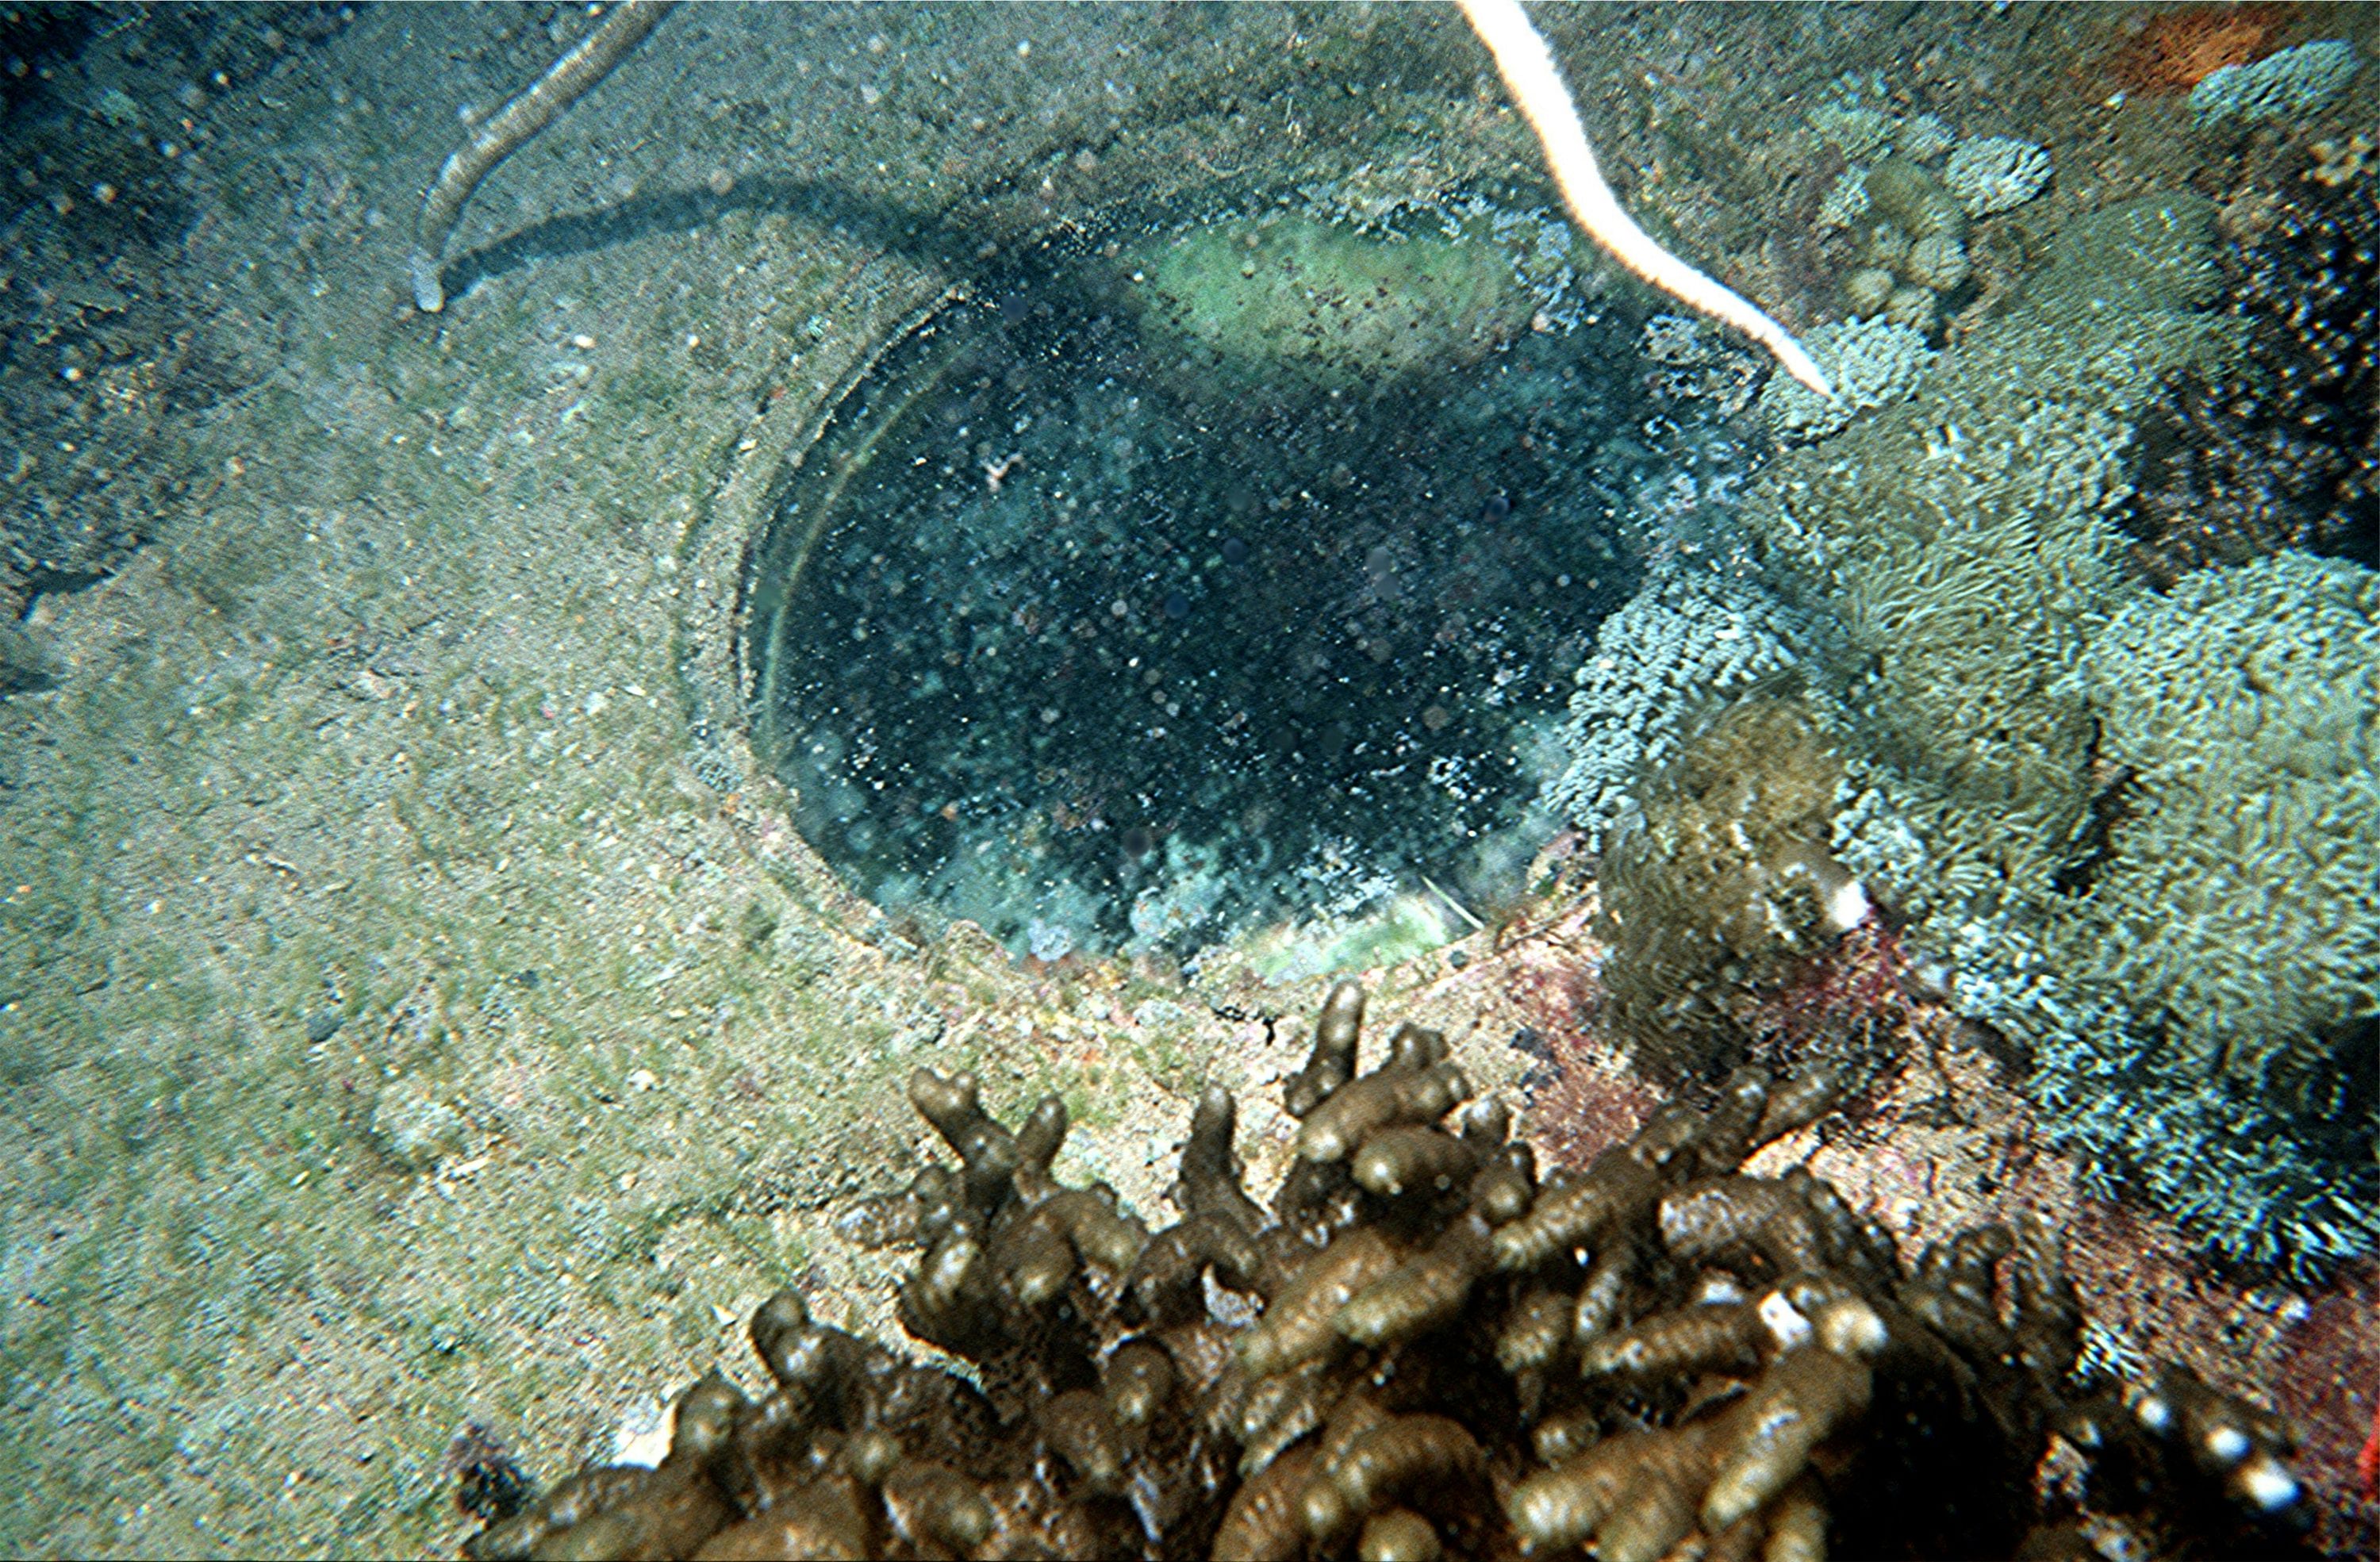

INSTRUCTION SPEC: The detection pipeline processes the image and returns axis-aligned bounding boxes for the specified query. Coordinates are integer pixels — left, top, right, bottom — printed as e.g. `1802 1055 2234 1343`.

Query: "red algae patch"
2101 4 2301 96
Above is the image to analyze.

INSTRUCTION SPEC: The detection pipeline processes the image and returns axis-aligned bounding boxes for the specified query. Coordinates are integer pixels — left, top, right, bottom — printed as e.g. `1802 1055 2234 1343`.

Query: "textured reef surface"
2 7 2374 1559
1562 136 2379 1281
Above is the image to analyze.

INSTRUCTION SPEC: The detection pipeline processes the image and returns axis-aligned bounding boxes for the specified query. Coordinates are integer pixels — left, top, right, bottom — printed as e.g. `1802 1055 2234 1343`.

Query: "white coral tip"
1826 877 1873 932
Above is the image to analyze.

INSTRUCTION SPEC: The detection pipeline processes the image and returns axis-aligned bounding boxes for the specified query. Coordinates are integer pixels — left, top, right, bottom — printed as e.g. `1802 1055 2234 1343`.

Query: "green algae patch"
1244 893 1462 986
1124 212 1536 395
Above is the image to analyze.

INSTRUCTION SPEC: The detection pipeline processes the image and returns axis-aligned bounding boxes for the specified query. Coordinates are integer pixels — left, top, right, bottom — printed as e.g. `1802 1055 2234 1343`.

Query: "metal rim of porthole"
676 256 958 843
670 183 1274 928
674 154 1273 899
675 183 1618 961
670 48 1605 956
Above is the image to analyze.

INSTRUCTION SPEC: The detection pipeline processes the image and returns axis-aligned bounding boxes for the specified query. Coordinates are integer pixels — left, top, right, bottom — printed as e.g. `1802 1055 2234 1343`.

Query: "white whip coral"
1459 0 1834 397
409 0 674 313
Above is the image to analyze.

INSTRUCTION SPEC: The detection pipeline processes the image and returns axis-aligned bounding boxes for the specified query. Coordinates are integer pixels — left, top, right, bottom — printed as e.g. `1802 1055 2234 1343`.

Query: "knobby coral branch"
407 0 674 313
463 984 2314 1561
1458 0 1835 397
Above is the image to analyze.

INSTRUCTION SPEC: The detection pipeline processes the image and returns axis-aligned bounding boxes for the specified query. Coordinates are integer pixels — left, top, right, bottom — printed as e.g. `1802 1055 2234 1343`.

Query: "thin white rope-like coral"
408 0 674 313
1459 0 1834 397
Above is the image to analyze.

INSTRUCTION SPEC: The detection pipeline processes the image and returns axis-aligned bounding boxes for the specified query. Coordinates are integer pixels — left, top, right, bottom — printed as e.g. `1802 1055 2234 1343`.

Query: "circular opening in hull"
743 199 1741 973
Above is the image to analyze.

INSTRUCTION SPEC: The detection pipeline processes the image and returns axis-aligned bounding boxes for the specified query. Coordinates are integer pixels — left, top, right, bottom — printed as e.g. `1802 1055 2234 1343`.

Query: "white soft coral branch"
1460 0 1834 397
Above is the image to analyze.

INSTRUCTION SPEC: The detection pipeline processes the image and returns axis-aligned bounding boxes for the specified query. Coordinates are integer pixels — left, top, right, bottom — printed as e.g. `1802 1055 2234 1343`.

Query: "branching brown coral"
464 984 2313 1561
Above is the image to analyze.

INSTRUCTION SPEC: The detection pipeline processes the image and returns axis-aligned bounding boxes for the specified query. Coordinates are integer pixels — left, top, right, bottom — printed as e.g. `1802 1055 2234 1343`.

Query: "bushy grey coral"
1749 194 2231 837
1921 864 2374 1281
1866 156 1967 241
1897 113 1956 163
1806 100 1892 160
1844 267 1896 316
1541 563 1802 852
2189 40 2360 128
1864 220 1912 272
2056 550 2379 1078
2028 995 2378 1278
2025 194 2221 317
1883 285 1937 334
1816 167 1870 230
1829 781 1930 911
1760 317 1936 442
1944 136 2052 217
1814 398 2134 820
1741 182 2375 1271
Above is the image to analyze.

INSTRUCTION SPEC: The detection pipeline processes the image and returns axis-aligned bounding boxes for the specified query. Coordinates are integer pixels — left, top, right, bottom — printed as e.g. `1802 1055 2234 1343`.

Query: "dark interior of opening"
743 217 1693 965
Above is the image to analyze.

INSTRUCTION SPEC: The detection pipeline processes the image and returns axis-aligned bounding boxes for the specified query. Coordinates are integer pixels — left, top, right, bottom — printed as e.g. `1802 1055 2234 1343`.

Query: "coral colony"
466 987 2313 1560
408 0 2370 1276
414 10 2372 1553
